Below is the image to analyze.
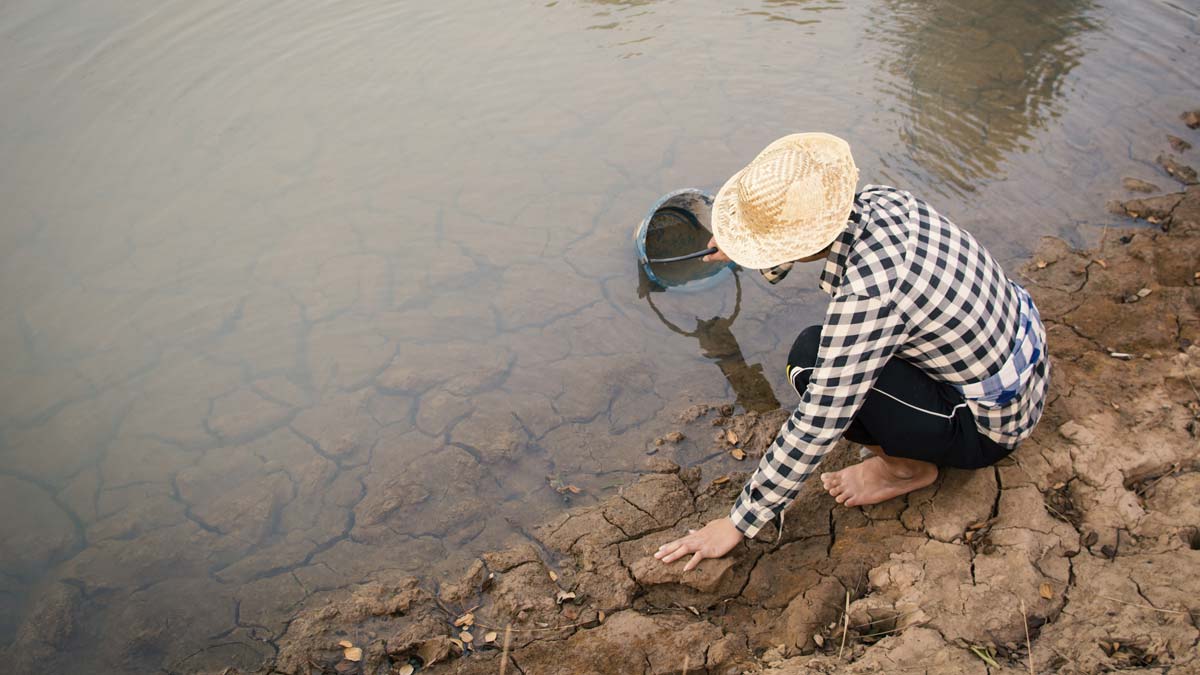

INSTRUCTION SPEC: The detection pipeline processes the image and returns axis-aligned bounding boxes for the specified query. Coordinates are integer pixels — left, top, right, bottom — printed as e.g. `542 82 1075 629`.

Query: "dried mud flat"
33 120 1200 675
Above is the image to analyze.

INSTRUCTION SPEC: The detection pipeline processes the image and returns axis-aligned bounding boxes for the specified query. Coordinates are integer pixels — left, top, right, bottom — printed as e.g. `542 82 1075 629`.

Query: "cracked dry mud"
170 156 1200 674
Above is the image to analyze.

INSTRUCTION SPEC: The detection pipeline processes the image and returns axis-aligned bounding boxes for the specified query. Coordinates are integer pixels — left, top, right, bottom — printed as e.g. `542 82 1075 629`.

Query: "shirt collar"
818 194 866 297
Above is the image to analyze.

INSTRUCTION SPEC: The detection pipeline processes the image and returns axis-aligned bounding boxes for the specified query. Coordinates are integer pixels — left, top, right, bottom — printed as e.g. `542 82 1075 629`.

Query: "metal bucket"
633 188 734 290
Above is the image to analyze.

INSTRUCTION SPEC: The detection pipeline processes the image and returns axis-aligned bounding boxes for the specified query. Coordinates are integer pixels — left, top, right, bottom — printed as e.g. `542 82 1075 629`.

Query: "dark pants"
788 325 1012 469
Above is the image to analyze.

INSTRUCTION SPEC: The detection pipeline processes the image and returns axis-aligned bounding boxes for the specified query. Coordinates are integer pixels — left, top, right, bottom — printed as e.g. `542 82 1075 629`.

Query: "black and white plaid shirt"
731 185 1049 538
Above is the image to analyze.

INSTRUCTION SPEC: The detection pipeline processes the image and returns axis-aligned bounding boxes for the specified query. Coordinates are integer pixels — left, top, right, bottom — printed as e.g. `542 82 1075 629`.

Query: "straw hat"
712 133 859 269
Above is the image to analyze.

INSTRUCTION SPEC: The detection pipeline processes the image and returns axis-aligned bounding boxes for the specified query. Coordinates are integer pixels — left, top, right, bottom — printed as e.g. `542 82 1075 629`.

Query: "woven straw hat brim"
711 133 858 270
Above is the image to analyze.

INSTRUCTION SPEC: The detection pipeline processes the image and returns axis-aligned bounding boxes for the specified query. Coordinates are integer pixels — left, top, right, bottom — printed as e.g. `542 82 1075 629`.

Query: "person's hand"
701 236 731 263
653 517 744 572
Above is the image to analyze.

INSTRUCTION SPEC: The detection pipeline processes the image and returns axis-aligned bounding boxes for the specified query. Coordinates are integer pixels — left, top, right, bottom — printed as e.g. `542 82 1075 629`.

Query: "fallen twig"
474 617 593 633
499 624 512 675
1183 373 1200 406
1021 599 1034 675
1098 595 1191 615
838 590 850 659
1135 463 1180 497
856 625 909 640
850 608 924 630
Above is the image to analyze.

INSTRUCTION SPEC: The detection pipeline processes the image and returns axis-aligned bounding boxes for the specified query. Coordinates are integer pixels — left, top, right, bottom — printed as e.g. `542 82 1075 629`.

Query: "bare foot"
819 456 938 507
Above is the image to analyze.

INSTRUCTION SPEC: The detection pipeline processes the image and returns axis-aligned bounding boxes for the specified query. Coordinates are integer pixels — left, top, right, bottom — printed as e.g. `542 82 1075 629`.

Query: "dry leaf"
813 633 825 648
337 640 353 649
449 638 464 651
1039 582 1053 599
712 475 730 485
725 430 739 444
566 485 581 494
460 630 474 643
598 610 605 623
730 448 746 460
484 631 498 643
453 612 475 627
1095 259 1108 268
1035 260 1048 269
417 637 453 667
548 569 558 582
343 647 363 662
397 665 415 675
555 590 577 604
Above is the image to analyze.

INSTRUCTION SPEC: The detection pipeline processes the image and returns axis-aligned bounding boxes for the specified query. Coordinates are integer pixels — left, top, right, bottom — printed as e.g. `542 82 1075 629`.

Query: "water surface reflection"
870 0 1096 194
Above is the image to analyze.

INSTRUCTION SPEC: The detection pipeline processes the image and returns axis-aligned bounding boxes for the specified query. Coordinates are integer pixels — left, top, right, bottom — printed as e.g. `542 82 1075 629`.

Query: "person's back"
853 185 1049 449
655 134 1050 569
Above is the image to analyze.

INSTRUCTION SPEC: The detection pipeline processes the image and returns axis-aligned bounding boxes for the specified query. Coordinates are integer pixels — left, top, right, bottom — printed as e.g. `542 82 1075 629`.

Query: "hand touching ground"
653 517 744 572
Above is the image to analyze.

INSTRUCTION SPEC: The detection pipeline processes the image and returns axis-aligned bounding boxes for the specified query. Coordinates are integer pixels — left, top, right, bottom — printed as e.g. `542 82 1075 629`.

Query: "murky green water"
1 0 1197 671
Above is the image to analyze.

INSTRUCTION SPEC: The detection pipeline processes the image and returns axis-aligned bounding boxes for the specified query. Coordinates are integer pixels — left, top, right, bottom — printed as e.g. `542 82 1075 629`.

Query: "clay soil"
174 122 1200 674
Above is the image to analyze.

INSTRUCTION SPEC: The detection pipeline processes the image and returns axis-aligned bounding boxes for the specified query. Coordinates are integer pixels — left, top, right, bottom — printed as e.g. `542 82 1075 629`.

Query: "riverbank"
72 115 1200 675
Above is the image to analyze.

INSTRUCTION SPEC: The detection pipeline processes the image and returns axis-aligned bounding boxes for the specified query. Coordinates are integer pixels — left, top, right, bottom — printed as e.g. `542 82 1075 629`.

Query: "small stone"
643 457 681 474
1121 177 1160 193
762 645 787 663
1137 287 1153 298
1181 109 1200 129
1168 135 1192 152
664 431 685 443
1157 154 1198 184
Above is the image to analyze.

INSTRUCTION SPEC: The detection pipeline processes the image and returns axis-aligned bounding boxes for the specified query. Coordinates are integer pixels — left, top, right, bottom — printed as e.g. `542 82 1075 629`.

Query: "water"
0 0 1196 671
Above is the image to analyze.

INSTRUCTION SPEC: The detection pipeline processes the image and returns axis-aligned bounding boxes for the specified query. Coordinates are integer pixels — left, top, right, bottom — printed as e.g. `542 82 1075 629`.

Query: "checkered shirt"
733 185 1050 538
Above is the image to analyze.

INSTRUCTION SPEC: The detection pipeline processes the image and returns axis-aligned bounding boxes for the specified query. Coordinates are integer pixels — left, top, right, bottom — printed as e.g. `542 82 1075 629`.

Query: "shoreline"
248 114 1198 675
22 115 1199 675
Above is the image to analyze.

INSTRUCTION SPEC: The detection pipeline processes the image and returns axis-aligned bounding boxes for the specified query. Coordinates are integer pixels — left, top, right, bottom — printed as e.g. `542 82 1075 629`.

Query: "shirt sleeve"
730 292 908 538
